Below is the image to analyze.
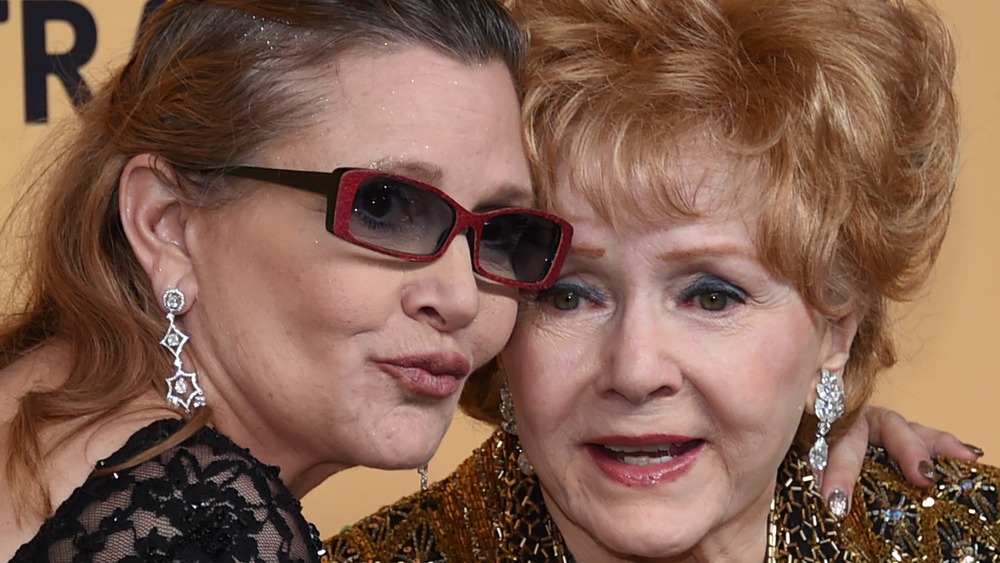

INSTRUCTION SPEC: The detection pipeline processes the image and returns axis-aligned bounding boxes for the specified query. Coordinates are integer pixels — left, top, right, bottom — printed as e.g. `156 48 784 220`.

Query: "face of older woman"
178 46 529 489
503 153 854 560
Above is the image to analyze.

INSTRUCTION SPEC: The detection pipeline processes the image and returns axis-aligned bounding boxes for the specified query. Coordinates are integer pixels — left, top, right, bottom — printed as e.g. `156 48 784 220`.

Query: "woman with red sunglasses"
1 1 542 560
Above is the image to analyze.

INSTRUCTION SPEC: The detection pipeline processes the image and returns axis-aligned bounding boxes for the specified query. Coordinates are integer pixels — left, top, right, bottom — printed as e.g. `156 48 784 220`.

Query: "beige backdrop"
0 0 995 538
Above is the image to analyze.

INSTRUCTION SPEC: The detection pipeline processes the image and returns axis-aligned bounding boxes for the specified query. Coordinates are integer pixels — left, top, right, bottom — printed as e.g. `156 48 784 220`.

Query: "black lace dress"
11 419 324 562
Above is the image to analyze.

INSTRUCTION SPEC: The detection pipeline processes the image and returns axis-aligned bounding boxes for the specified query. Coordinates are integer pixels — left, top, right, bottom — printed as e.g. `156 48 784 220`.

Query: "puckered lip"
374 352 472 399
376 352 472 378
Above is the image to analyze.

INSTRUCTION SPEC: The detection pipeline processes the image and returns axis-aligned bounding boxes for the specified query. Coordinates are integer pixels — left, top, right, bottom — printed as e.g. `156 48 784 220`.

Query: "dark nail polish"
918 459 938 481
964 443 985 457
826 489 849 520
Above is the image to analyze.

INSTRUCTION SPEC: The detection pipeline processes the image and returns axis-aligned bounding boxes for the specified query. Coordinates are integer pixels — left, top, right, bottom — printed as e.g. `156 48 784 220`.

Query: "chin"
385 447 437 469
366 424 449 470
358 445 435 471
600 531 689 559
583 509 704 559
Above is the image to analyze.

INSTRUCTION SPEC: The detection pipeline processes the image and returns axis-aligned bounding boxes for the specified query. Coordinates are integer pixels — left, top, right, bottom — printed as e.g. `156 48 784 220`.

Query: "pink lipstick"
585 435 704 487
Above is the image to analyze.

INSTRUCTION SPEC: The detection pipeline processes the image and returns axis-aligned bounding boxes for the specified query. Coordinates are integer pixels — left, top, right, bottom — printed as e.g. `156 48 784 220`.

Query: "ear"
119 154 198 311
820 311 858 375
804 312 858 414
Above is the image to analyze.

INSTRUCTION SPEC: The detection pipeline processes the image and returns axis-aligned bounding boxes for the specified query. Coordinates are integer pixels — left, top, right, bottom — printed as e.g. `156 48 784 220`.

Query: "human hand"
818 405 983 519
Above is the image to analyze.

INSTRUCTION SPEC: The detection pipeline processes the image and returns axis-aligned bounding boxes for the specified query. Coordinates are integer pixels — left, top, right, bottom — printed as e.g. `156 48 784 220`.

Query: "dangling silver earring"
809 369 844 472
500 379 534 476
499 378 517 434
418 464 429 491
160 288 205 412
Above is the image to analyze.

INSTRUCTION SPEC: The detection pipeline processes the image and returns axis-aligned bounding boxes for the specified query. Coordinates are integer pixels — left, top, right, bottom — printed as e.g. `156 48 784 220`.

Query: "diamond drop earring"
500 379 534 476
418 464 429 491
160 288 205 412
499 378 518 435
809 369 845 472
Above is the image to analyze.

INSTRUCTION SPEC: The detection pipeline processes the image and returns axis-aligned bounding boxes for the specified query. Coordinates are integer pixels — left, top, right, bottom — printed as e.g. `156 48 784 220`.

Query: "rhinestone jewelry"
419 464 429 491
499 379 517 435
808 369 844 472
500 379 534 476
160 288 205 412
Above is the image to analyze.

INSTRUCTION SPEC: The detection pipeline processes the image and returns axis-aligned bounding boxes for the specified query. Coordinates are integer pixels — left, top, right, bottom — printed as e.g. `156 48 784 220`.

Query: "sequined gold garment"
324 430 999 562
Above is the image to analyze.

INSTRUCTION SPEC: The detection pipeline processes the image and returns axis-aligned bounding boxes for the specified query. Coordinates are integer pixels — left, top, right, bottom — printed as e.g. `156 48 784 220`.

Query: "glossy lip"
375 352 471 399
585 434 704 487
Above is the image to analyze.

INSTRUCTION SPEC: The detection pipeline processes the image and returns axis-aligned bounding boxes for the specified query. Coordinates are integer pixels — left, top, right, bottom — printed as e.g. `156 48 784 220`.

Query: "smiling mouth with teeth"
599 441 703 466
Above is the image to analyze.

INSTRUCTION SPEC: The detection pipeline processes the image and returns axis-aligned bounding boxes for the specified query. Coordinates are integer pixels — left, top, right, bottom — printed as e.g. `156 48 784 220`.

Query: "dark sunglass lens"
349 175 455 255
480 214 562 283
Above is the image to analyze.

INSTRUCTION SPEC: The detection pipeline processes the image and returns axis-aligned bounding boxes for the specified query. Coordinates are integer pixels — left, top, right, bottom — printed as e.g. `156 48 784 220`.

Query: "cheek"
700 323 819 444
472 290 520 362
502 321 586 432
197 233 402 360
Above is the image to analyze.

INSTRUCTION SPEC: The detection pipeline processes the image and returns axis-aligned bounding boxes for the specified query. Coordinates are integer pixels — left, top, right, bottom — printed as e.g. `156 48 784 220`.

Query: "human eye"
677 275 748 312
480 214 525 253
352 177 424 233
534 281 605 312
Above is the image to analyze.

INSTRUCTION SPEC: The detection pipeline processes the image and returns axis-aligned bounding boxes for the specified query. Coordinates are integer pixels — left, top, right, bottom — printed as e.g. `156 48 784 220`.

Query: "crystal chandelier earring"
809 369 844 472
418 464 429 491
160 288 205 412
500 379 534 476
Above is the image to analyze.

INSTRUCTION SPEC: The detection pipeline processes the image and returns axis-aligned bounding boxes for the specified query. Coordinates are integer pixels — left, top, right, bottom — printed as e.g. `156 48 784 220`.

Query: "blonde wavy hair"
462 0 959 449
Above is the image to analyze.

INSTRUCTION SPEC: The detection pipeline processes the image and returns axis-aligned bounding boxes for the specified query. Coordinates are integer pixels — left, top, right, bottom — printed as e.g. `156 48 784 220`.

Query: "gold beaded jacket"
324 431 999 562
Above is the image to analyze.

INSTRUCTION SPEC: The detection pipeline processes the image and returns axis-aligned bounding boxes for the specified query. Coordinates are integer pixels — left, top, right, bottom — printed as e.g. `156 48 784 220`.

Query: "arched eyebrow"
656 244 755 263
370 158 443 185
372 157 534 209
568 244 606 259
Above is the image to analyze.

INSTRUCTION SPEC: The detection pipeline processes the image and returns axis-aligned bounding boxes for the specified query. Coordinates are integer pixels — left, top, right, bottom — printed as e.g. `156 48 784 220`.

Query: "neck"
206 401 352 498
182 348 353 499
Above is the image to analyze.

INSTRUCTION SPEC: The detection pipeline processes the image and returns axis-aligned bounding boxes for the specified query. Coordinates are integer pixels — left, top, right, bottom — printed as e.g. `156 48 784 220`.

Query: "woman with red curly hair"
328 0 996 560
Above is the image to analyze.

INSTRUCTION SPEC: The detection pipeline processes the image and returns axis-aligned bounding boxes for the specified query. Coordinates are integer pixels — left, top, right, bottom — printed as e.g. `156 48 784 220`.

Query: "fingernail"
964 443 985 457
918 459 938 482
826 489 849 520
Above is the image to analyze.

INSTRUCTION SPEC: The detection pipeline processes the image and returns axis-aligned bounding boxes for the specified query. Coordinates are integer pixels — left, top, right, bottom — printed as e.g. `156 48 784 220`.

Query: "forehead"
326 44 517 138
259 44 532 205
551 143 759 232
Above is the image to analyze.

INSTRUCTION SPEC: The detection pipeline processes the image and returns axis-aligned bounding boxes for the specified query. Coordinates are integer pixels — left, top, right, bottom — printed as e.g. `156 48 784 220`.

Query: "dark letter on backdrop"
1 2 9 23
139 0 164 31
23 1 97 123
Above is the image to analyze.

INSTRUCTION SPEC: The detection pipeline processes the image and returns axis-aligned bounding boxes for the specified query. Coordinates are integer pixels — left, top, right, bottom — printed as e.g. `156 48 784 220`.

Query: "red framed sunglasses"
223 166 572 289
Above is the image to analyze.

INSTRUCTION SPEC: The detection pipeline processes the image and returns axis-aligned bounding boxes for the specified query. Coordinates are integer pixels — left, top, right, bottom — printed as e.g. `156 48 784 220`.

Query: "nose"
400 230 480 332
598 302 682 404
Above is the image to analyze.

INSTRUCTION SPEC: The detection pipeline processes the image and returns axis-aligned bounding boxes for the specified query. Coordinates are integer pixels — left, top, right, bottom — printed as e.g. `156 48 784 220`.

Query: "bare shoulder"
0 343 73 560
0 342 71 425
0 343 175 561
